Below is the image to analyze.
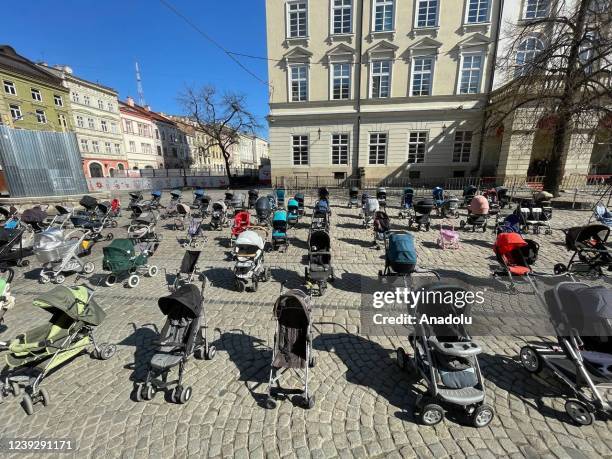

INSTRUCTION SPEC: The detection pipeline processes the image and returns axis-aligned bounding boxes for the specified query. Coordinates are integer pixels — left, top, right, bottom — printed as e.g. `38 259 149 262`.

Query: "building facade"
266 0 502 183
0 45 73 133
232 134 270 169
154 113 190 169
40 64 128 178
119 97 164 170
166 115 227 171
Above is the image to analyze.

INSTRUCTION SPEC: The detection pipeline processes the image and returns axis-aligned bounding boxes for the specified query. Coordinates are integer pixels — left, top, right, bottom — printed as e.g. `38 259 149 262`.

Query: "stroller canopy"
318 187 329 199
309 229 330 251
236 230 265 250
287 198 299 210
212 201 227 212
273 210 288 222
414 199 434 214
158 283 202 319
550 284 612 339
80 195 98 210
171 189 182 199
179 250 201 274
494 232 527 255
366 197 380 213
248 189 259 197
274 289 311 324
295 193 304 203
463 185 478 196
469 195 489 215
134 211 157 224
388 233 417 265
495 186 508 196
0 206 15 219
194 189 205 198
374 211 390 232
97 201 111 214
177 203 191 215
404 187 414 196
566 224 610 250
151 191 162 198
350 186 359 195
34 227 65 249
33 285 106 326
276 188 285 198
21 207 47 223
232 193 245 206
129 191 143 200
416 284 473 338
432 187 444 200
256 196 271 211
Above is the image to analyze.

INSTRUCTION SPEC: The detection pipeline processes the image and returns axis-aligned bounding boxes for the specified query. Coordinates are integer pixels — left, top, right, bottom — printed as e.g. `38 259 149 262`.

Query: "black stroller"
21 206 48 233
408 199 434 231
0 227 32 268
347 187 359 208
264 287 315 410
135 282 215 404
48 204 73 229
462 185 477 207
496 187 510 208
376 187 387 209
520 282 612 425
129 191 143 210
168 250 202 292
373 210 390 249
516 199 552 235
255 196 272 226
161 189 182 220
295 193 305 216
305 229 334 295
248 189 259 209
554 224 612 275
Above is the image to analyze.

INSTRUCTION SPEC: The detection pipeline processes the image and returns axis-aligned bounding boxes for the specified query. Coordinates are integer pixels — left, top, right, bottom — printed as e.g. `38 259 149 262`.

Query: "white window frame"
331 62 351 100
3 80 16 95
72 92 79 103
114 143 121 154
523 0 549 19
76 115 84 128
98 100 104 109
88 118 96 130
53 94 63 107
58 113 67 128
105 142 112 153
515 36 544 76
453 131 473 163
129 140 136 152
286 1 308 38
415 0 439 28
331 0 353 35
83 95 90 105
372 0 395 32
458 52 484 94
410 56 435 96
370 59 391 98
107 102 113 112
35 109 46 123
80 139 89 152
9 104 21 120
288 64 308 102
331 133 350 165
407 131 428 163
31 88 42 102
292 134 309 166
92 140 100 153
368 132 387 165
465 0 490 24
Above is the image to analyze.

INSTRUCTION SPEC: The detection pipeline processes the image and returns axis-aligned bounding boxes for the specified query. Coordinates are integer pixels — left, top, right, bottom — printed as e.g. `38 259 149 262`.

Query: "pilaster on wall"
496 125 535 178
561 131 594 177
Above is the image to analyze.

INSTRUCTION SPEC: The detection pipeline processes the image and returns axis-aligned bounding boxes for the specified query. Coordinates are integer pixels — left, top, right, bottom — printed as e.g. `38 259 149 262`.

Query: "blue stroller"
432 187 445 215
276 187 286 208
272 210 289 252
287 199 299 227
496 214 522 234
399 188 414 219
593 203 612 226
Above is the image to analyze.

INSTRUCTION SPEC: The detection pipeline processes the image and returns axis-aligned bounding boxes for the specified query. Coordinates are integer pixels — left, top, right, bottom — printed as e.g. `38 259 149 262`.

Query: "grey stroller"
362 197 379 228
230 193 245 213
128 211 160 242
48 205 73 229
397 282 494 427
233 229 271 292
210 201 228 230
34 228 95 284
135 282 215 404
174 203 190 231
183 212 207 248
264 287 315 410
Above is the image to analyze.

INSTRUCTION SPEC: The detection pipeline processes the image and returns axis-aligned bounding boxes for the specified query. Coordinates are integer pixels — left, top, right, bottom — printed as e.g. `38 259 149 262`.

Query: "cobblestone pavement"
1 189 611 458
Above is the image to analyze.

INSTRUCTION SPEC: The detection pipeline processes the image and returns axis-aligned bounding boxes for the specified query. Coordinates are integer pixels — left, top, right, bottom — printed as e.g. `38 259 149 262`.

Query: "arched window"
516 37 544 76
145 165 153 169
132 166 139 170
109 168 116 177
89 162 103 178
117 163 125 170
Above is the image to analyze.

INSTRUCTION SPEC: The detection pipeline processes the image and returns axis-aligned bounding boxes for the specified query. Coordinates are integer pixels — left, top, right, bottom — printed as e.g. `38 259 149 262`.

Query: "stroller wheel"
134 384 144 402
472 404 494 428
39 274 50 284
296 394 315 410
420 401 444 426
309 355 316 368
105 274 117 287
194 346 205 360
519 346 542 373
554 263 567 275
106 233 114 241
251 279 258 292
178 386 192 404
54 274 65 284
111 220 118 228
83 262 95 274
22 393 34 415
460 220 465 228
10 381 21 397
565 400 594 426
263 267 271 282
127 275 140 288
143 384 155 401
206 345 216 360
39 388 50 407
96 343 117 360
263 397 277 410
148 266 159 277
234 279 245 292
17 259 29 268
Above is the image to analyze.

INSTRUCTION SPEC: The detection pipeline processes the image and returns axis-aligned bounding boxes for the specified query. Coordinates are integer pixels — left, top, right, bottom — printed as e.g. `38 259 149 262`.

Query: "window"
332 63 351 100
84 95 90 105
31 88 42 102
72 92 79 103
369 133 387 164
105 142 112 153
333 0 352 34
111 123 118 134
155 129 160 139
58 114 67 128
124 119 134 134
371 60 391 98
88 118 96 130
129 141 136 152
9 104 21 120
172 147 177 157
3 80 16 95
515 37 544 76
114 143 121 154
292 135 309 165
76 115 84 128
89 163 103 178
407 132 427 163
101 120 108 132
466 0 489 23
416 0 438 28
579 32 597 75
459 54 483 94
138 123 145 137
453 131 472 162
411 57 433 96
98 100 104 109
92 140 100 153
157 146 162 156
107 102 113 112
373 0 394 32
287 2 307 38
331 134 349 165
35 109 46 123
524 0 549 19
54 94 63 106
290 65 308 102
80 139 89 151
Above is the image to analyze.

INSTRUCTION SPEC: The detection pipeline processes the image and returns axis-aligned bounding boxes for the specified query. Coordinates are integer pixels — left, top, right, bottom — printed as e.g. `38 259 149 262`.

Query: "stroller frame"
38 230 95 284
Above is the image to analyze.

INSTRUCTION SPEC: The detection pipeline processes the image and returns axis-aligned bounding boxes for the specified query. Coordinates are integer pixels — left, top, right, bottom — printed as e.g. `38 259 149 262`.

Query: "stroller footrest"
436 386 484 405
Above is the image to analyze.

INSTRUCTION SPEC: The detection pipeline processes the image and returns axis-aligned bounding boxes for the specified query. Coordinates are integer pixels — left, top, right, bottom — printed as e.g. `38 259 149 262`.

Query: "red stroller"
110 199 121 217
493 232 539 287
231 210 251 246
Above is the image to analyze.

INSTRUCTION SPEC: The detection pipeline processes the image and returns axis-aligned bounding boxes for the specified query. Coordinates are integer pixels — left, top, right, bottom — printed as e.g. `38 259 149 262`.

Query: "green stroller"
102 238 159 288
0 284 116 415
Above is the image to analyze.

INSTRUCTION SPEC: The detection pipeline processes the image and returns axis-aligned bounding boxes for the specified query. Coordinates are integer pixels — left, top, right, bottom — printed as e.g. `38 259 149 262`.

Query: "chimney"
126 96 135 107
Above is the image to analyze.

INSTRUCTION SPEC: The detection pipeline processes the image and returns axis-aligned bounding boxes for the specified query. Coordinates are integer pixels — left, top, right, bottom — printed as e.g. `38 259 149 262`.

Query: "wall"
87 175 230 192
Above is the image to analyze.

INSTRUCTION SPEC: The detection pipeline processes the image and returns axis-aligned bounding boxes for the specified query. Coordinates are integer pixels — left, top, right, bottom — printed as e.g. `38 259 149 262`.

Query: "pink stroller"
437 225 460 249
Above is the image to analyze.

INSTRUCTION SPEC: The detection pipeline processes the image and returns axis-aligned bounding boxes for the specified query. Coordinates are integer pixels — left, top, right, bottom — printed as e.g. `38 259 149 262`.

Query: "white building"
119 97 163 170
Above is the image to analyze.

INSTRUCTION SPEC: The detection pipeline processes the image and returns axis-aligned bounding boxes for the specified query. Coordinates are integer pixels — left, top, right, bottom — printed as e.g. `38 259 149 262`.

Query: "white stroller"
233 229 271 292
362 197 379 228
34 228 95 284
174 203 190 231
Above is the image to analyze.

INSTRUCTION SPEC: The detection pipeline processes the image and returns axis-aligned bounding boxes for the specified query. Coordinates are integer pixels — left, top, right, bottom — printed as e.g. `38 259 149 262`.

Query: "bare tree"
179 86 260 185
488 0 612 195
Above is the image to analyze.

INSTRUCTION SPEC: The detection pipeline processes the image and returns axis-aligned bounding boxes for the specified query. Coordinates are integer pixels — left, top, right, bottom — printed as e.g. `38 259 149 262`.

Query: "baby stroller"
0 284 116 415
348 187 359 208
519 282 612 426
287 198 299 227
233 229 271 292
168 250 202 292
48 205 73 229
231 210 251 247
373 210 390 249
21 206 48 233
276 187 286 208
248 189 259 209
593 202 612 226
129 191 143 210
495 214 522 235
110 198 121 218
305 229 334 295
200 194 212 217
34 228 95 284
379 232 417 276
224 191 234 210
231 193 246 213
437 225 460 249
398 187 415 219
174 203 191 231
461 196 489 232
192 189 205 208
534 191 553 221
441 196 460 218
210 201 228 231
376 187 387 209
161 189 182 219
102 238 159 288
0 269 15 324
264 287 315 410
0 227 32 268
272 210 289 252
255 196 272 226
462 185 477 207
0 206 19 229
135 282 215 405
493 232 539 287
517 199 552 235
318 187 330 203
397 283 494 427
311 200 331 231
496 186 510 208
483 188 500 216
184 213 207 249
150 191 163 209
295 193 305 216
128 211 159 242
409 199 434 231
432 187 444 215
96 201 118 229
554 224 612 276
266 194 277 211
363 197 379 228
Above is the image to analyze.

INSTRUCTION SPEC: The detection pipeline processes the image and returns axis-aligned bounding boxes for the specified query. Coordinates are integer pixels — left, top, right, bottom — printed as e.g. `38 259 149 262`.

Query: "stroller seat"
150 316 191 370
581 351 612 379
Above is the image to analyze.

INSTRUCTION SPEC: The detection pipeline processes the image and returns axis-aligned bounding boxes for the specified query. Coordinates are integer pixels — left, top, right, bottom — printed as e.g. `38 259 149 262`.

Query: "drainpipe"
472 0 504 177
354 0 364 184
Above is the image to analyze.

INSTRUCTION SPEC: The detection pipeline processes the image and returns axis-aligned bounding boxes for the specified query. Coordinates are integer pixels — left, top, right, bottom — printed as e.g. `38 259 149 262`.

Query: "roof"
0 45 66 91
119 100 177 126
40 65 117 95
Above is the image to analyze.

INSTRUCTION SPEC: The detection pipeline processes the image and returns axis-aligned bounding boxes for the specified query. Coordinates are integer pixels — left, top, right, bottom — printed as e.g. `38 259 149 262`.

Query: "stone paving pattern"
1 189 611 458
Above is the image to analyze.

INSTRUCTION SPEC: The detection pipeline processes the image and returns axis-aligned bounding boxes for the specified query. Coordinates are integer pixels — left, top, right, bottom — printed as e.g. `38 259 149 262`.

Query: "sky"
5 0 270 136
